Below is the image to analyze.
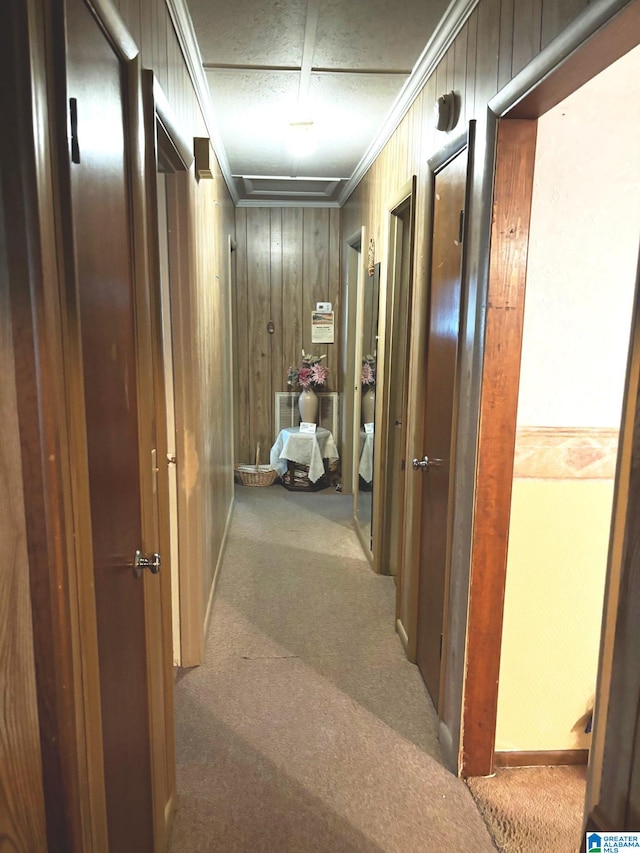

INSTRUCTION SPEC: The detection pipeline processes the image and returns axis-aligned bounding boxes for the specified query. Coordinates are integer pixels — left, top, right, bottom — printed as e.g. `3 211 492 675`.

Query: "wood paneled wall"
234 207 341 463
0 178 48 853
341 0 619 772
195 169 235 625
106 0 236 650
4 0 235 842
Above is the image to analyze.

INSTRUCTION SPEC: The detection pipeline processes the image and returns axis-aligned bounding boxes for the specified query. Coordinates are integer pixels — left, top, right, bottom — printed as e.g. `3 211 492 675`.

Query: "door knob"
412 455 445 470
134 550 161 577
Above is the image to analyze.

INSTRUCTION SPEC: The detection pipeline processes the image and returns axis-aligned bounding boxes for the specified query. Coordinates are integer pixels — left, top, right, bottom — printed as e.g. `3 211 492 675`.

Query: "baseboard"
203 495 234 639
494 749 589 768
585 804 614 832
396 618 409 653
439 720 459 775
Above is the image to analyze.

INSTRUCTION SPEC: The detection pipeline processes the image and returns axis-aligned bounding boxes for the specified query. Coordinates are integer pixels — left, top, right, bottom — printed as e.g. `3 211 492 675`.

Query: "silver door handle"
412 455 446 470
134 550 161 577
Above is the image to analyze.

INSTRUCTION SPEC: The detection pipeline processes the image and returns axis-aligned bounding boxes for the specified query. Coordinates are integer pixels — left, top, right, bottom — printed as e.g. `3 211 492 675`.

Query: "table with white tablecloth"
270 426 339 484
358 429 374 483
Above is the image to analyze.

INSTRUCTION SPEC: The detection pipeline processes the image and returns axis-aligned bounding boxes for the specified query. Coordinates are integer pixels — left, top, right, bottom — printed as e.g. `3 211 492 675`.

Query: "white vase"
298 387 319 423
362 386 375 425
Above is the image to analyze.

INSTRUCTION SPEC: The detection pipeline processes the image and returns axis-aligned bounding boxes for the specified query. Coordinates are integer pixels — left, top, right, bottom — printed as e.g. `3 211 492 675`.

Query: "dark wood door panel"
65 0 153 847
416 149 467 710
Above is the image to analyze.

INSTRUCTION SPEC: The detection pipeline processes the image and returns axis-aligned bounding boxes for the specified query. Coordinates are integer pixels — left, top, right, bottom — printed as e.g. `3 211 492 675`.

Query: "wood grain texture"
596 361 640 828
2 0 102 847
234 207 341 463
461 120 537 777
498 0 514 89
511 0 542 78
194 148 235 617
234 207 251 459
494 749 589 767
0 180 48 853
343 0 624 778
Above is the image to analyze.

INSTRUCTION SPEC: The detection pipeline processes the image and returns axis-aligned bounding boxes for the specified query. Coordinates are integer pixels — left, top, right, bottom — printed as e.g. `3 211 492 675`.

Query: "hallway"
168 487 496 851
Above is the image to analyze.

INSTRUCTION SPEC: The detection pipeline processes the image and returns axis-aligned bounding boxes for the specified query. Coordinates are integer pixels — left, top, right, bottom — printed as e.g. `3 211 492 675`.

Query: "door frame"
143 70 192 673
374 176 417 581
2 0 108 847
50 0 169 845
459 0 640 778
399 128 474 671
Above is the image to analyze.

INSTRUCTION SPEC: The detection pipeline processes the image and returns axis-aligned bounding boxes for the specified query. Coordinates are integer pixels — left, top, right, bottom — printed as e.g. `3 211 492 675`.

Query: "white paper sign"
299 422 317 434
364 422 375 434
311 311 335 344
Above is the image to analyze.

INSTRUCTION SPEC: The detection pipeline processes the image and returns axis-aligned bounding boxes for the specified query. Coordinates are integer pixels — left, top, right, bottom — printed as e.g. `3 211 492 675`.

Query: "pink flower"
310 363 328 387
361 362 375 386
297 366 313 387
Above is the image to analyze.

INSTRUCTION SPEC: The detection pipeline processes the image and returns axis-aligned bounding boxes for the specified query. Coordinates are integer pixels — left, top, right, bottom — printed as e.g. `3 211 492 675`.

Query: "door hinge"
439 633 443 660
69 97 80 164
458 209 464 244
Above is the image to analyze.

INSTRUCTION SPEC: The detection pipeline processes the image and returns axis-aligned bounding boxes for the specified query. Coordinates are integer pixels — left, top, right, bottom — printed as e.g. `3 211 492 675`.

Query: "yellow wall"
496 479 612 751
495 46 640 754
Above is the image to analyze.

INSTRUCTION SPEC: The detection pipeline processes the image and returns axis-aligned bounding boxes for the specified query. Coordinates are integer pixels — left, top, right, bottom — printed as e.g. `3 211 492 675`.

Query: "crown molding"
236 199 342 208
337 0 479 206
165 0 239 203
167 0 477 208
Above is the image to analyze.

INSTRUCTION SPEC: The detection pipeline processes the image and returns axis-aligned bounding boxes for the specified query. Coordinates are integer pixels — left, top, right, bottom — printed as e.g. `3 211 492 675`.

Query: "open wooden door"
61 0 173 848
415 136 471 711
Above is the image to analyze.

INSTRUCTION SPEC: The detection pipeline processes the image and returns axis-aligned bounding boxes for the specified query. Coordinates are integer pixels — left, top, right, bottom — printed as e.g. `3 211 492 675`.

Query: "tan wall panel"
234 206 342 463
194 159 235 615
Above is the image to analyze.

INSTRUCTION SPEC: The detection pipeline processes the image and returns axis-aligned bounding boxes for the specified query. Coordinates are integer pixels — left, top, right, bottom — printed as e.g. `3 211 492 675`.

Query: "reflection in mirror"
355 262 380 553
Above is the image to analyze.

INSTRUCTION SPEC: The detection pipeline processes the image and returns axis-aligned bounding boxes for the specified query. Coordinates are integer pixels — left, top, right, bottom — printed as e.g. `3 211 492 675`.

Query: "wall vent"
274 392 339 441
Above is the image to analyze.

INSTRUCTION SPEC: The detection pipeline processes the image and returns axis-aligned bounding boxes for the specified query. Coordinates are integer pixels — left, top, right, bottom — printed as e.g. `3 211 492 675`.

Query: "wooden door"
385 201 413 578
64 0 169 848
416 149 467 710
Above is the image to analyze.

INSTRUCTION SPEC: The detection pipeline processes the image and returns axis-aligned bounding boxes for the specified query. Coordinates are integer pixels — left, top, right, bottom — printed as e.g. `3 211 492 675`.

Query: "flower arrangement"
361 354 376 387
287 350 329 389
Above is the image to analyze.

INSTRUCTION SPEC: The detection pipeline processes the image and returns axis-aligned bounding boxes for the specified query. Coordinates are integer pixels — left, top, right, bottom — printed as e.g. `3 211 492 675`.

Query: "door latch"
412 455 446 470
133 550 161 577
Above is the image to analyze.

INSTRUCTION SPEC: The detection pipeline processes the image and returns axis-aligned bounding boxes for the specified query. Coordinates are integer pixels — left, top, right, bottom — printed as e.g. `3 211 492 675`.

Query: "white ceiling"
184 0 454 204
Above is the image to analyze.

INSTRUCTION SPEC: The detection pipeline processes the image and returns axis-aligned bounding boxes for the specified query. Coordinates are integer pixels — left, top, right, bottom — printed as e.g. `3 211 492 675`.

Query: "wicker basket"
235 443 278 487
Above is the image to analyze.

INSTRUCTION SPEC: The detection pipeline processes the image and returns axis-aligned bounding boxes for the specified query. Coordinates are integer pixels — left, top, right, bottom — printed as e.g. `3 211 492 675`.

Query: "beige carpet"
169 486 497 852
466 765 587 853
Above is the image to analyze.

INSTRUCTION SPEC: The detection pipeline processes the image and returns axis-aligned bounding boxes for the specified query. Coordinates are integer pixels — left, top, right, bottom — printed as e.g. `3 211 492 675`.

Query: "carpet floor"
466 765 587 853
168 486 497 852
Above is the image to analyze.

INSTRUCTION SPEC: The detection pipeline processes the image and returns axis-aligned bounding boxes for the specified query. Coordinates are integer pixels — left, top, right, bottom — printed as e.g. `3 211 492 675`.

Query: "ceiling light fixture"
287 120 316 158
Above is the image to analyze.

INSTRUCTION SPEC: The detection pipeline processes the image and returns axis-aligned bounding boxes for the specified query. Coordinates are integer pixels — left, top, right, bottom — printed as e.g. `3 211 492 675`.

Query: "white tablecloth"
359 430 374 483
270 427 339 483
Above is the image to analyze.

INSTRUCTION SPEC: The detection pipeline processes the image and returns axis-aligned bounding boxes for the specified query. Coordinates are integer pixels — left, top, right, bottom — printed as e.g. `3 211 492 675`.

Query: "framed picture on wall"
311 311 335 344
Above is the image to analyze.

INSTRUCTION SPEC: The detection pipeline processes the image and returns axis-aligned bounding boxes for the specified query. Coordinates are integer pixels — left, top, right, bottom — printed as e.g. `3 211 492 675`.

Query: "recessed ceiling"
184 0 457 204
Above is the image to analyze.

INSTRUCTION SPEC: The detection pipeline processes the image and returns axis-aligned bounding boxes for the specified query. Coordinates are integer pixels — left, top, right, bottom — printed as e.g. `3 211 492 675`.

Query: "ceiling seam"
203 64 412 76
165 0 478 207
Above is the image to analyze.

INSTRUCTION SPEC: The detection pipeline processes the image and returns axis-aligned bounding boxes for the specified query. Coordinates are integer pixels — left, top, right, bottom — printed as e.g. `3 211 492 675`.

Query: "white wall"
496 44 640 753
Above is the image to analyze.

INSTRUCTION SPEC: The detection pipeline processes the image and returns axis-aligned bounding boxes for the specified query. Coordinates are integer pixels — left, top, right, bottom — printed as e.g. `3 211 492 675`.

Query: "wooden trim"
491 0 639 119
12 0 109 848
85 0 138 60
203 495 235 636
584 254 640 822
151 75 194 171
494 750 589 768
373 177 415 575
461 119 537 778
400 127 473 666
165 171 204 666
396 619 409 653
338 0 480 205
585 803 615 831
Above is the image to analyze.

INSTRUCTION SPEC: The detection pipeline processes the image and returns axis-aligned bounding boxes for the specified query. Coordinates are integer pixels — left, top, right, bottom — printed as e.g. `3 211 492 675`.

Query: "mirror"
354 262 380 554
